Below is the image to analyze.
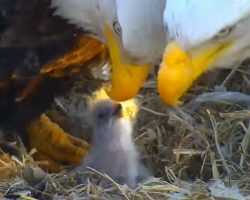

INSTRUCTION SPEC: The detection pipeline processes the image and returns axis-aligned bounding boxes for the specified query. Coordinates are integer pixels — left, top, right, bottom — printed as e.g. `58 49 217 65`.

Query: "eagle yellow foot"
27 114 90 172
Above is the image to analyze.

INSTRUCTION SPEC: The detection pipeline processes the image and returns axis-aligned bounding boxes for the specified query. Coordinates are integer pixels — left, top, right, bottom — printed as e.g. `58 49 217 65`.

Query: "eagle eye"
215 25 234 39
113 21 122 36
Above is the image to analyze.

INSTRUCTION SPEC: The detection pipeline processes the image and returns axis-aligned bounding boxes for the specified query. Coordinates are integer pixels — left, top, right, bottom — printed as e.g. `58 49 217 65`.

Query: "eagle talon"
27 114 90 172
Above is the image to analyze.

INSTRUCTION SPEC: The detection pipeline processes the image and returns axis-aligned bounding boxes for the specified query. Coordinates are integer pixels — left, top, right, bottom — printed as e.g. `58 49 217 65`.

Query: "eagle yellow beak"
103 26 151 101
158 41 233 105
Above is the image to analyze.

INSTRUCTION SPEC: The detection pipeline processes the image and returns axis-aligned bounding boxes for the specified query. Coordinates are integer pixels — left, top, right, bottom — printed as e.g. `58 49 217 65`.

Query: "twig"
86 167 130 200
141 106 167 116
207 110 231 174
221 62 241 87
239 122 250 168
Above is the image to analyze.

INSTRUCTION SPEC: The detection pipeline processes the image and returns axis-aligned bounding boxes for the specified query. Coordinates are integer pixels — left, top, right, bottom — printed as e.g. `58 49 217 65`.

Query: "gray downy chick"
76 99 150 188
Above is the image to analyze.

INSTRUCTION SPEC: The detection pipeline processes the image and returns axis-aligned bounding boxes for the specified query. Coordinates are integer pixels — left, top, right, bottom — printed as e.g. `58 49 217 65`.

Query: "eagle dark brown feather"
0 0 107 146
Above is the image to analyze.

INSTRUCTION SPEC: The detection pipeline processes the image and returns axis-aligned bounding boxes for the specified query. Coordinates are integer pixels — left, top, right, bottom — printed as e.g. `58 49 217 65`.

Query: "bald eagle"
158 0 250 105
0 0 107 171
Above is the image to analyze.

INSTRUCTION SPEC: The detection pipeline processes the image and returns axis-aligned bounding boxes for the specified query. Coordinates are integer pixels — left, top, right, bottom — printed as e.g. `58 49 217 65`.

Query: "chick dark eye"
113 21 122 36
98 112 105 119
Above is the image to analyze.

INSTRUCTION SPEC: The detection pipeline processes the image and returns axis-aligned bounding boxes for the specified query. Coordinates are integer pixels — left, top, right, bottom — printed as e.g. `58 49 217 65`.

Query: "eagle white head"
158 0 250 105
51 0 166 101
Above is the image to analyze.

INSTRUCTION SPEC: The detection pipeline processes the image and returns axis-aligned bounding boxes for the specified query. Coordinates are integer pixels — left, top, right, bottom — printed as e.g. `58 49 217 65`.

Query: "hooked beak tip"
112 103 123 117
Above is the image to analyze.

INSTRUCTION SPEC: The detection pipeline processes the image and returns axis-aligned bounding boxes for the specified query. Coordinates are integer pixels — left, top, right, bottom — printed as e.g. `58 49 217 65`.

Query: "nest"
0 63 250 199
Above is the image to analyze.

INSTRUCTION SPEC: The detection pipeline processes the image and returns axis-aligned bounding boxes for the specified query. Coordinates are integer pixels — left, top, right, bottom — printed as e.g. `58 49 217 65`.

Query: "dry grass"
0 63 250 199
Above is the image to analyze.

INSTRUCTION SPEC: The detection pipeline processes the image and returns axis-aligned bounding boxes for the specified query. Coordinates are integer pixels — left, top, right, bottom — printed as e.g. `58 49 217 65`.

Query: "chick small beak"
112 103 123 117
158 41 233 105
103 25 150 101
